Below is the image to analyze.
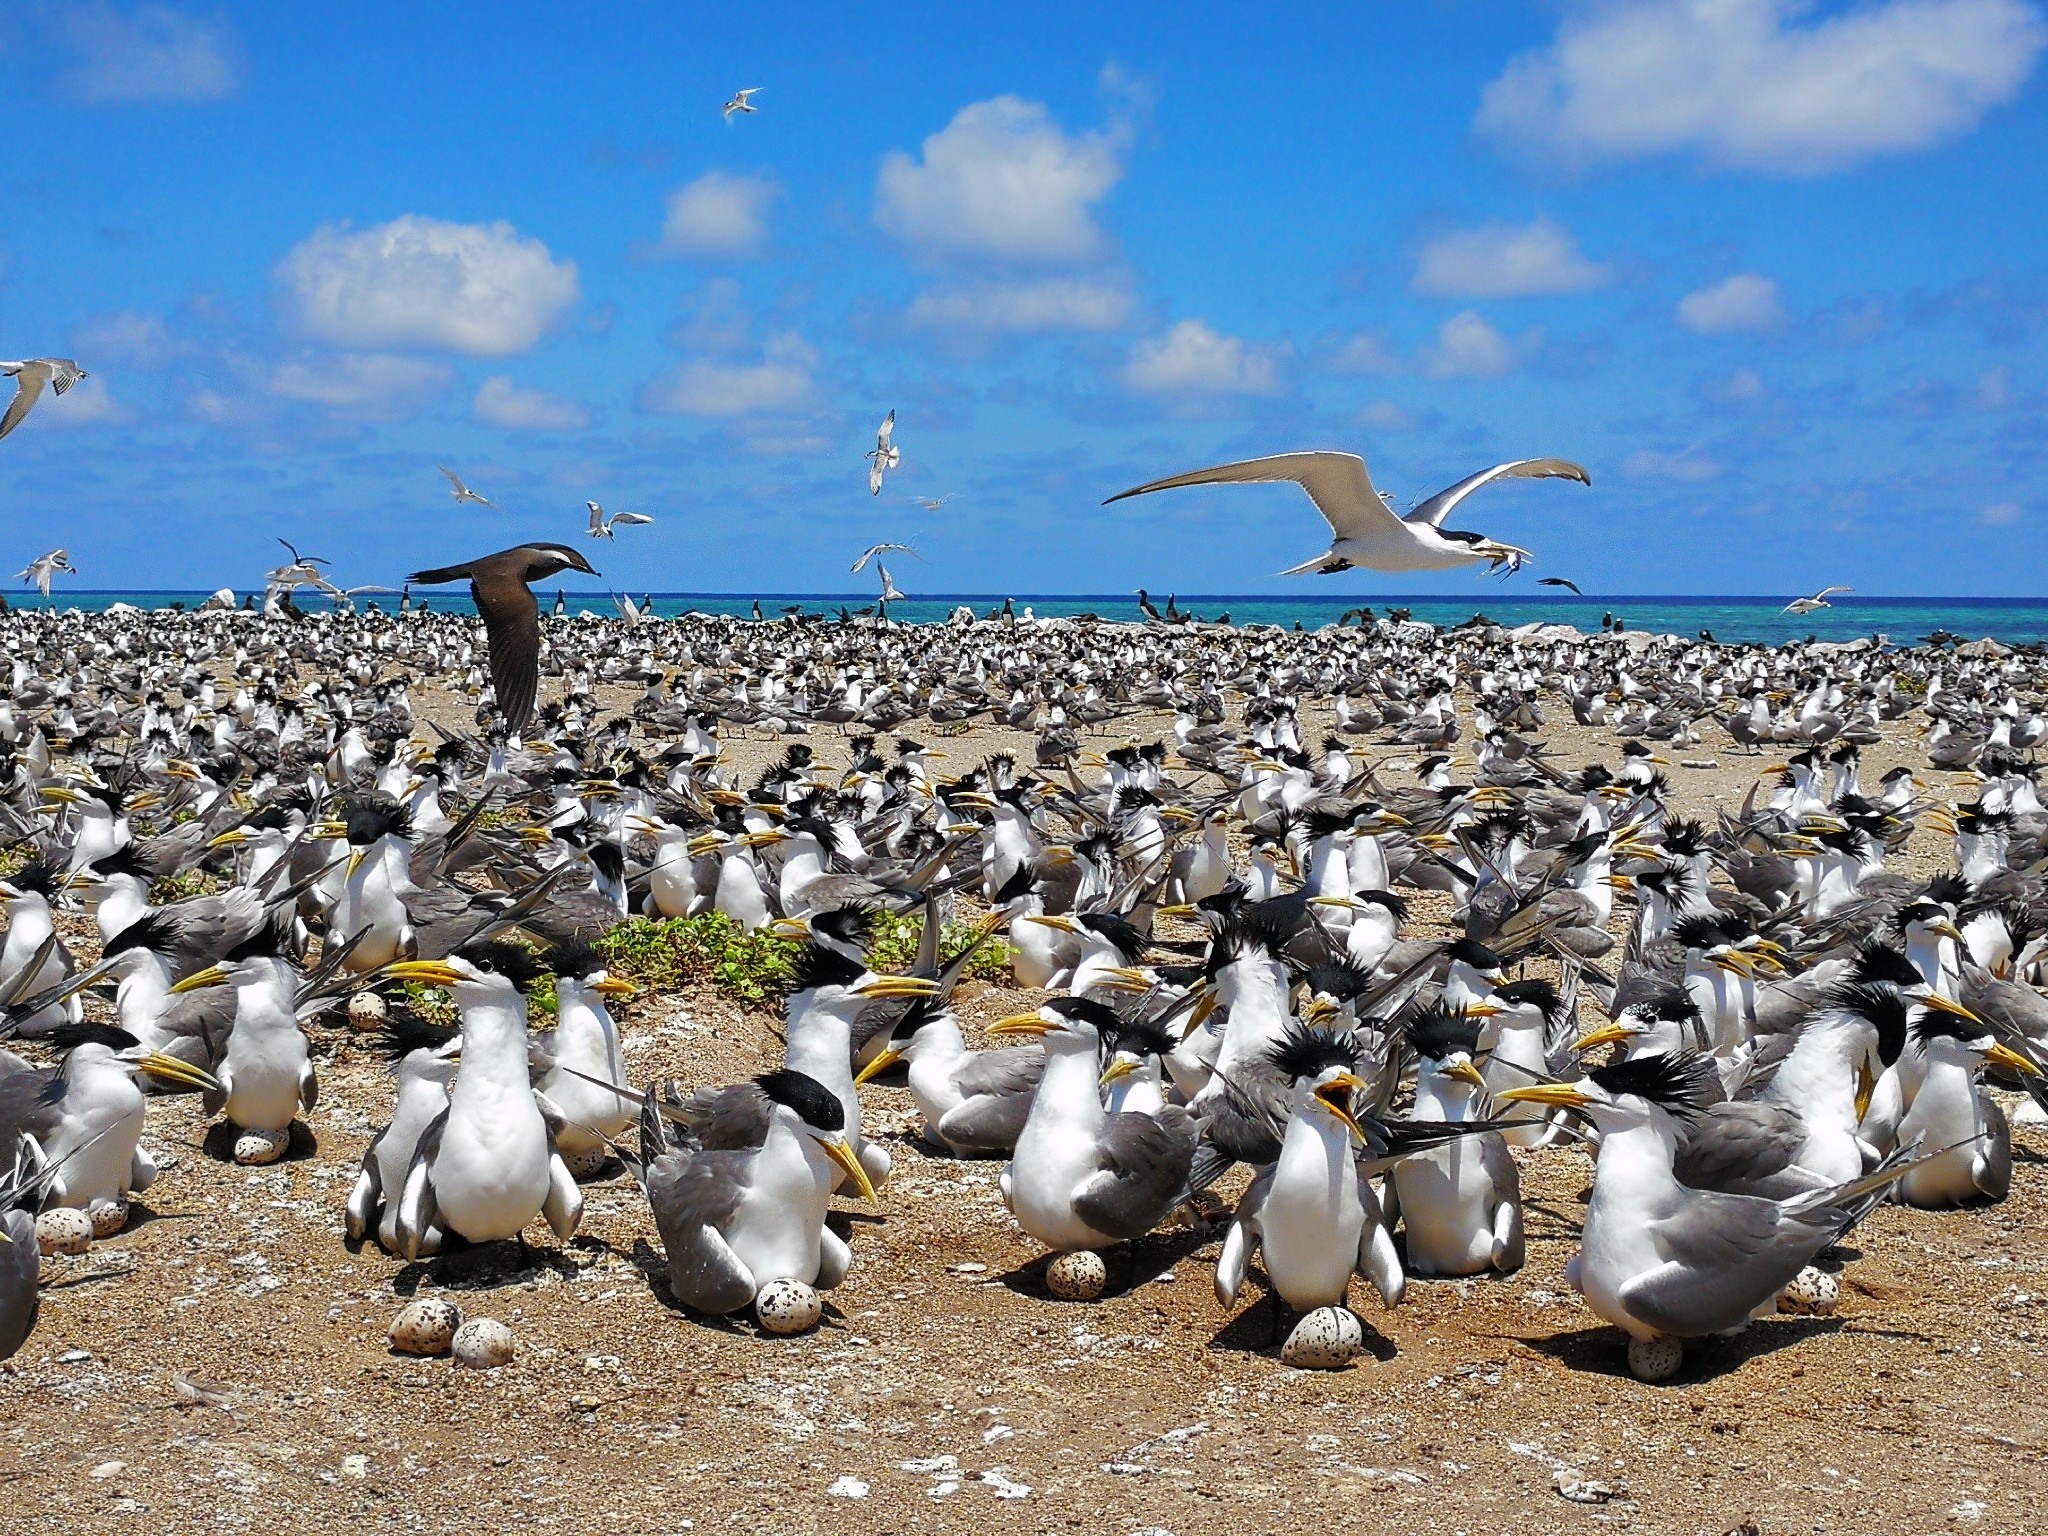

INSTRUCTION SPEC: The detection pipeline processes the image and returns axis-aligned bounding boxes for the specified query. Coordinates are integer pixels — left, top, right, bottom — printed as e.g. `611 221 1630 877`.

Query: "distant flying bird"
1538 577 1584 596
876 561 907 607
439 466 494 508
16 549 76 597
310 580 402 612
909 493 956 512
409 542 600 732
0 359 89 442
586 502 655 539
850 541 919 574
867 410 900 496
1784 586 1852 615
1107 452 1589 576
722 88 761 119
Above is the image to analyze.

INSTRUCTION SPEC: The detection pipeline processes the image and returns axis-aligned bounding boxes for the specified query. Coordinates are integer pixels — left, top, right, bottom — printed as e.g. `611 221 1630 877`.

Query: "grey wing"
1404 459 1589 529
0 1067 64 1150
1621 1188 1811 1337
935 1091 1033 1155
953 1045 1044 1099
681 1082 773 1151
1071 1105 1198 1243
645 1149 758 1314
1675 1102 1828 1199
0 372 46 442
1105 451 1405 546
1477 1131 1522 1203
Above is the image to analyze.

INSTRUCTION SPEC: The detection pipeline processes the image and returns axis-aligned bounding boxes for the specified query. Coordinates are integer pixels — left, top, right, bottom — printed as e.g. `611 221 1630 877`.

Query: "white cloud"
1122 320 1283 396
268 353 452 418
1981 500 2023 525
1331 332 1403 375
473 376 590 432
1412 216 1611 297
1624 447 1723 481
659 171 777 257
1477 0 2046 175
1359 400 1416 433
20 374 123 428
73 311 178 368
1699 364 1769 405
877 96 1126 263
57 3 240 105
1677 273 1786 333
278 216 580 358
1424 311 1519 379
906 277 1133 333
640 333 815 417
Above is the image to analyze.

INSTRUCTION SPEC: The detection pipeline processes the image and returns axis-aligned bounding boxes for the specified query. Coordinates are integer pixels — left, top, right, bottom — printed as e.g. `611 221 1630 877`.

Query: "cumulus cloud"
1624 447 1723 481
20 373 124 428
1981 500 2024 525
1424 312 1519 379
877 96 1127 263
473 376 590 432
1331 332 1403 376
1677 273 1786 333
73 311 179 369
268 353 452 418
278 216 580 357
1359 400 1417 432
1122 320 1283 396
640 333 816 417
1477 0 2046 175
57 3 240 105
1412 216 1611 297
659 171 778 257
906 277 1133 333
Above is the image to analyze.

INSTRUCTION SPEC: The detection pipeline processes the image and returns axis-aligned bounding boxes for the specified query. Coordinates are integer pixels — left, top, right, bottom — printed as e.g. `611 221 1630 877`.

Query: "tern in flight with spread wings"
867 411 900 496
1784 586 1852 615
586 503 655 540
850 542 919 574
1107 451 1589 575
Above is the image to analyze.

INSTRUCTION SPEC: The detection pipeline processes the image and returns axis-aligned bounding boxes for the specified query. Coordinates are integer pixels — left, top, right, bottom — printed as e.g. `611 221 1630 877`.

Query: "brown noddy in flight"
408 542 599 731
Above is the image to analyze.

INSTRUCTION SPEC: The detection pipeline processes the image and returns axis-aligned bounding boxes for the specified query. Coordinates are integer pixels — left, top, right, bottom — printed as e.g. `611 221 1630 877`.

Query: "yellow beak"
591 977 637 999
168 964 230 996
207 828 250 850
1925 993 1985 1028
1986 1042 2041 1077
1099 1057 1138 1088
136 1053 222 1094
1495 1082 1593 1110
1442 1059 1488 1090
383 959 468 989
987 1012 1053 1039
1570 1023 1634 1053
854 975 943 1000
819 1134 878 1203
854 1045 905 1086
1023 914 1078 933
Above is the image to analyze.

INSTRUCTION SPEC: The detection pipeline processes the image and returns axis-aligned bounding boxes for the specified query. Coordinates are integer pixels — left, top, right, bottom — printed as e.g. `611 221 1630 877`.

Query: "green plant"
150 868 223 903
865 910 1012 983
597 912 796 1005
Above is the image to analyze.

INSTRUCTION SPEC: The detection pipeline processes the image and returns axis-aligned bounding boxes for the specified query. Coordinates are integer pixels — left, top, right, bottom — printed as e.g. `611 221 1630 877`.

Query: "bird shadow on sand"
1514 1315 1858 1381
198 1121 318 1164
1207 1285 1400 1363
996 1225 1219 1302
387 1235 592 1296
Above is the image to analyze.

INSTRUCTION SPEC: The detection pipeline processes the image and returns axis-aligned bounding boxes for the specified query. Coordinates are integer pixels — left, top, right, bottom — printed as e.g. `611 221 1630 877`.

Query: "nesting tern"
1107 451 1589 575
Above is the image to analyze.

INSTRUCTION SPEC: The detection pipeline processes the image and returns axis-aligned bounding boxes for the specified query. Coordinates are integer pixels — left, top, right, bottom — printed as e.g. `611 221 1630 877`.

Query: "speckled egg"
452 1317 516 1369
348 991 388 1029
1045 1250 1107 1301
1626 1334 1685 1382
559 1144 610 1179
35 1208 93 1257
1280 1306 1365 1369
233 1126 290 1166
87 1200 130 1239
754 1278 823 1334
388 1297 462 1356
1779 1265 1839 1315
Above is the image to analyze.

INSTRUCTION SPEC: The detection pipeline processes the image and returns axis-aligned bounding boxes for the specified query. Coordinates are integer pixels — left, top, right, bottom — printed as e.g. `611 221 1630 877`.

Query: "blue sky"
2 1 2045 597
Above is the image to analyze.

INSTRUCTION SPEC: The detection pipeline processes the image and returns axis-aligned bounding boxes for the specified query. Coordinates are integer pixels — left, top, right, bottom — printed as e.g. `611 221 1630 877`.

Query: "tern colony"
3 592 2046 1378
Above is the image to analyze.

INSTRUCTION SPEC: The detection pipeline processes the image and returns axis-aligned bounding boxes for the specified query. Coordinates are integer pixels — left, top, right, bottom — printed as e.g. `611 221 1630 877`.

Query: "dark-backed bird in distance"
407 542 599 732
1538 577 1584 596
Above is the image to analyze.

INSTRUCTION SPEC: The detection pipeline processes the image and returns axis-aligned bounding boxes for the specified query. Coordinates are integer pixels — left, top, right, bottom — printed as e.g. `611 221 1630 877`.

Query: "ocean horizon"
11 590 2048 647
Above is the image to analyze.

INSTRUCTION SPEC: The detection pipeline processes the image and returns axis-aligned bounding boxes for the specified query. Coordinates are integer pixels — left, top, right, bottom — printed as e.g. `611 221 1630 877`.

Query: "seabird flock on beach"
2 561 2047 1383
